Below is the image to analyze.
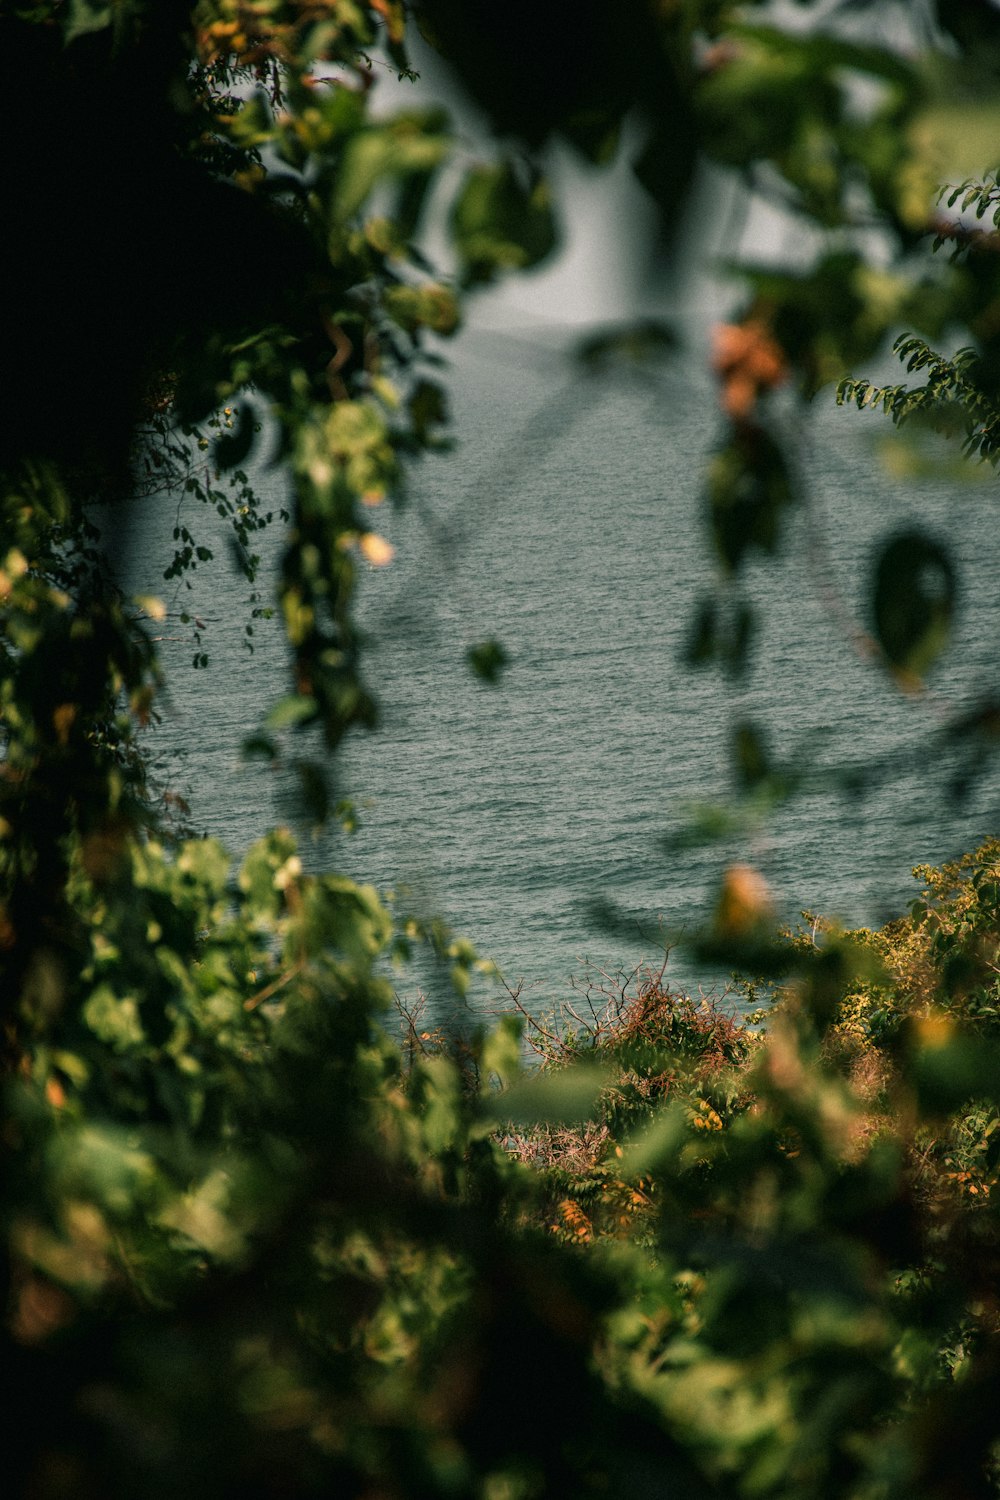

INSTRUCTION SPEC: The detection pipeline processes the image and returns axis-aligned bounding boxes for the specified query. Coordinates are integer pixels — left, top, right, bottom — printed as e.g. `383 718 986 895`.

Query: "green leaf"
295 758 330 825
707 425 795 575
64 0 113 44
242 733 277 762
872 528 956 676
908 1027 1000 1114
684 597 717 668
467 638 509 683
334 115 450 222
408 379 450 440
49 1125 160 1222
618 1104 689 1177
732 719 770 791
482 1063 608 1126
175 838 230 890
450 160 558 285
238 829 300 919
418 1055 464 1154
265 695 319 731
82 984 145 1052
480 1014 524 1090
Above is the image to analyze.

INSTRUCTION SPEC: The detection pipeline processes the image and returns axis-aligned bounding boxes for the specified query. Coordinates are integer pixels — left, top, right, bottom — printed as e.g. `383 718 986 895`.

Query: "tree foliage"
6 1 1000 1496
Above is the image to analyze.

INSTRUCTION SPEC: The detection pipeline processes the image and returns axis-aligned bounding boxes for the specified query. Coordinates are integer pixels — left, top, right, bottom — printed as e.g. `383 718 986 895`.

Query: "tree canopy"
6 2 1000 1497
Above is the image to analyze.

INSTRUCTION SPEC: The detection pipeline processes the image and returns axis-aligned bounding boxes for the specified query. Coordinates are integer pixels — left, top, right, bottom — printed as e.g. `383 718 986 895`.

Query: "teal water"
105 321 1000 1016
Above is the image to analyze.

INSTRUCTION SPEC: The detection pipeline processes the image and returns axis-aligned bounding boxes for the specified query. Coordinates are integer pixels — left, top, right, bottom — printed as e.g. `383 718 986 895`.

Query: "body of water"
102 318 1000 1017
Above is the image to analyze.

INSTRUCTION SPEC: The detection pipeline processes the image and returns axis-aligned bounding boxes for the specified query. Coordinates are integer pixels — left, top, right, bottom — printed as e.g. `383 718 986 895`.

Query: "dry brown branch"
243 961 305 1011
491 972 568 1059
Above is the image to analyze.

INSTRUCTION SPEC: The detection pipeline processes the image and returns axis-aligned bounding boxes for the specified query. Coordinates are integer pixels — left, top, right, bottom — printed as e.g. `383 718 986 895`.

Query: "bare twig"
243 962 304 1011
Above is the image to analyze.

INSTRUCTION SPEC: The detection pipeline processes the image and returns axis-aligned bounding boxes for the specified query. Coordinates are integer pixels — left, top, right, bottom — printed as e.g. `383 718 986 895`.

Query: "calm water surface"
104 322 1000 1017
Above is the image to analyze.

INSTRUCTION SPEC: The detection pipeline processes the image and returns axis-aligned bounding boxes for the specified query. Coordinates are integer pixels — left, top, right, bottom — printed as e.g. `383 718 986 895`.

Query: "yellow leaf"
135 594 167 623
359 533 395 566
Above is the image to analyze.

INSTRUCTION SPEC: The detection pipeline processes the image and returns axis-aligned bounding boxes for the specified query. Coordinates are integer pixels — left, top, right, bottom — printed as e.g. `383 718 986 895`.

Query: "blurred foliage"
6 1 1000 1496
11 823 1000 1497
